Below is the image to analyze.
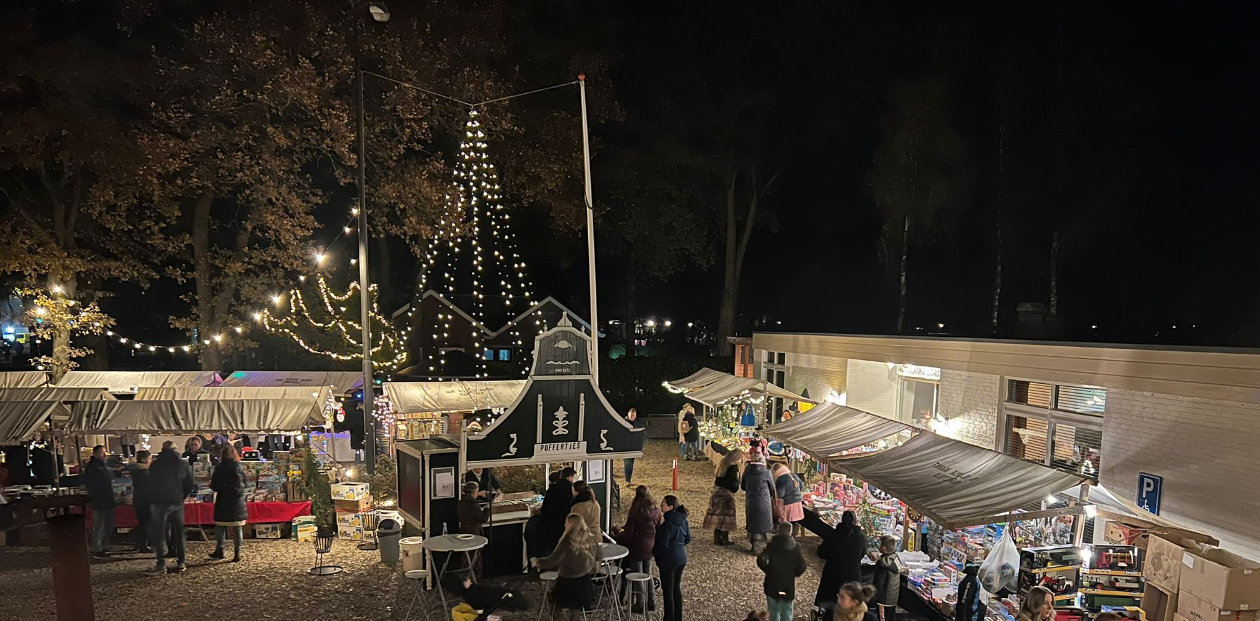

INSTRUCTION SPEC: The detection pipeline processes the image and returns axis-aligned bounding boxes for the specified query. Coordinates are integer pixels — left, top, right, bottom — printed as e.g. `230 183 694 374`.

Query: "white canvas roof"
764 402 912 456
0 387 116 402
69 398 324 433
665 368 815 407
0 401 68 443
384 381 526 414
220 370 363 391
828 431 1088 529
134 386 332 403
0 371 49 388
56 371 222 393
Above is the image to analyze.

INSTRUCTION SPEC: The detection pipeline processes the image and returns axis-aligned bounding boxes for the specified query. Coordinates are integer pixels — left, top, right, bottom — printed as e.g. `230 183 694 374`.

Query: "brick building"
751 332 1260 560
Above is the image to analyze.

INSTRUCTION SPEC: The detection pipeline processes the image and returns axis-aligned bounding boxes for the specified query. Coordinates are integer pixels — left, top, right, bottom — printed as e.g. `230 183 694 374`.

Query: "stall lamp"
1046 494 1058 504
345 468 355 478
1084 505 1097 518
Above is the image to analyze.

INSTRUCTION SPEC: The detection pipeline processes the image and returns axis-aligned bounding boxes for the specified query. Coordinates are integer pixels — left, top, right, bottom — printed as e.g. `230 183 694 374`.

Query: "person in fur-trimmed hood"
834 582 876 621
756 522 808 621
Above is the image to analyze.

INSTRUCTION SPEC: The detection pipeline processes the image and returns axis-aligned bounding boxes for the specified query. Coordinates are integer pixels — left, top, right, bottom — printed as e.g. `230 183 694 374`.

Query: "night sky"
7 1 1260 354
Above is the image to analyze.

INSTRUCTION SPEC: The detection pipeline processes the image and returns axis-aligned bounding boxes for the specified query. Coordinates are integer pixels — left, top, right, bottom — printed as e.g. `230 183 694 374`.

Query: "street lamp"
351 0 388 474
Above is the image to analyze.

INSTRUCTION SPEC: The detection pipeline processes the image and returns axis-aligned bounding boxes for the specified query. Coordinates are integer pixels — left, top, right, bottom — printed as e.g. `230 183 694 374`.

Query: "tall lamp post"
352 0 390 474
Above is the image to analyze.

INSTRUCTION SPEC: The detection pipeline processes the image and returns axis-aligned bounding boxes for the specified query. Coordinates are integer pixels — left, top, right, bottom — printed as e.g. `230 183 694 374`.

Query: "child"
871 535 901 621
955 564 984 621
756 521 807 621
835 582 876 621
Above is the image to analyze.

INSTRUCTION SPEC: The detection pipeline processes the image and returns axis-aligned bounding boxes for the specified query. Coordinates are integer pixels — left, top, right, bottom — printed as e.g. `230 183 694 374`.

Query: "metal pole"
356 56 376 475
579 74 599 384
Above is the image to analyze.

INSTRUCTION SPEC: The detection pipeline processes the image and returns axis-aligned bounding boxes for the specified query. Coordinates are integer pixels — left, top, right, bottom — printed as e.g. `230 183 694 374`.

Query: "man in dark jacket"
147 442 196 575
84 445 116 558
457 481 491 536
757 521 808 621
129 451 154 553
540 467 576 554
682 409 701 460
181 436 217 466
805 509 867 621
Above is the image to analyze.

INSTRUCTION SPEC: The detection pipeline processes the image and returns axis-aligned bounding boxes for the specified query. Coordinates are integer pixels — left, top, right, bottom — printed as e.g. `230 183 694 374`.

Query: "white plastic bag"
978 527 1020 593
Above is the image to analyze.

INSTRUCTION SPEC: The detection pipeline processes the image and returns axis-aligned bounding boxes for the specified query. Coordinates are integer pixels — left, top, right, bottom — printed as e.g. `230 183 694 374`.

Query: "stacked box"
337 523 364 541
331 482 369 501
336 512 363 528
291 515 317 542
253 524 283 539
334 497 372 513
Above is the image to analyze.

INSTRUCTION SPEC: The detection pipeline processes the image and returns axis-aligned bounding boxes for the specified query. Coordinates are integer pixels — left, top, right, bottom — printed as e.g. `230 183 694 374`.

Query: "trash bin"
401 536 426 572
377 518 402 564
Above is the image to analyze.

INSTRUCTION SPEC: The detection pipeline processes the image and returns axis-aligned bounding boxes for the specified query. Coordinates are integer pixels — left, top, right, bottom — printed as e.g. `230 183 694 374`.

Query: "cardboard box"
334 497 372 513
1144 583 1179 621
295 524 317 543
337 523 364 541
1178 592 1259 621
1107 521 1151 547
336 511 363 527
1146 536 1202 593
330 482 369 501
1180 548 1260 610
253 523 282 539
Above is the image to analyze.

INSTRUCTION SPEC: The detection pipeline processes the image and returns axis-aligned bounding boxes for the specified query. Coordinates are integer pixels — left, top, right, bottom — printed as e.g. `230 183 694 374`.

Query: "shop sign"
897 364 941 381
1137 472 1163 515
534 441 587 455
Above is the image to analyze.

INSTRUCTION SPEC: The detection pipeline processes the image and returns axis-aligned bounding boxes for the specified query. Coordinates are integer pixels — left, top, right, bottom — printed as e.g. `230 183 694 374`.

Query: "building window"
899 379 938 427
1007 380 1052 408
1004 379 1105 479
1054 385 1106 414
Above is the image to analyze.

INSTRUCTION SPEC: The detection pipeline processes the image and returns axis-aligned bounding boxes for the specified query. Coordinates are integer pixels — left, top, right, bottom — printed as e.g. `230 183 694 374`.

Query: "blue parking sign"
1137 473 1163 515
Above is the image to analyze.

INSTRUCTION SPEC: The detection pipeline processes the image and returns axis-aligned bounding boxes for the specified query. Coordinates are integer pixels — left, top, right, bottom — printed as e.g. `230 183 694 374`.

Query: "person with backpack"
757 521 808 621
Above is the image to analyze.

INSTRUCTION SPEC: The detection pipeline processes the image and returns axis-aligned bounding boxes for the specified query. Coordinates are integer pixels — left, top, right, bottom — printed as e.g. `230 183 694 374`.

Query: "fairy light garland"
415 109 535 380
257 274 409 370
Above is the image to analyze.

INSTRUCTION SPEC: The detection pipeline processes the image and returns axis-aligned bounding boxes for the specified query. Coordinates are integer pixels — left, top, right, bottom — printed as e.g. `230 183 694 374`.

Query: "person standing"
682 406 701 460
771 463 805 537
84 445 116 559
129 450 154 553
535 513 600 621
1014 586 1055 621
757 521 808 621
209 444 247 562
676 405 690 461
182 436 217 467
623 408 642 484
147 441 196 575
457 482 491 536
741 455 776 554
808 509 868 621
703 448 744 546
615 485 662 612
653 494 691 621
871 536 901 621
464 467 501 500
541 466 577 553
955 564 985 621
569 480 601 536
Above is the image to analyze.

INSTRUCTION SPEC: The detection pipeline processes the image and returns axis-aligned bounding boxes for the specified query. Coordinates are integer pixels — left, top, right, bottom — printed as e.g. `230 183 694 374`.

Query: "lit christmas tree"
415 109 534 379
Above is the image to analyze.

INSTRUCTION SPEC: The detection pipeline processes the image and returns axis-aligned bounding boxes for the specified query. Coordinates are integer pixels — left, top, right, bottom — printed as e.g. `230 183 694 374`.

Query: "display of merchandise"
396 417 445 441
1018 545 1084 602
1076 544 1144 610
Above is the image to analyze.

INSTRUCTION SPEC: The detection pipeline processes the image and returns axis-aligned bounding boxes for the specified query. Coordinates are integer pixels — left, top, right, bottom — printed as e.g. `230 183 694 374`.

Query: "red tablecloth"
88 501 312 528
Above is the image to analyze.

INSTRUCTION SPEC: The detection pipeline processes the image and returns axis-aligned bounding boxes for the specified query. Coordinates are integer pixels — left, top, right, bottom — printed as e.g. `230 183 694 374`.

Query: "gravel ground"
0 440 830 621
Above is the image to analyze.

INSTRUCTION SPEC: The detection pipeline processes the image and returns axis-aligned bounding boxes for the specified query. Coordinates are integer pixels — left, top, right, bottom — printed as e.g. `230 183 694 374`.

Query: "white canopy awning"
384 380 526 414
56 371 223 393
0 387 116 402
828 431 1088 530
69 398 324 433
0 401 68 443
665 368 815 407
134 386 332 403
764 402 912 456
0 371 49 388
219 370 362 391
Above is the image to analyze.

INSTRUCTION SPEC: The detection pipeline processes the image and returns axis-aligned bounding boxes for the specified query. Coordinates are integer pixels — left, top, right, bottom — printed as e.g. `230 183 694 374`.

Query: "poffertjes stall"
395 316 644 580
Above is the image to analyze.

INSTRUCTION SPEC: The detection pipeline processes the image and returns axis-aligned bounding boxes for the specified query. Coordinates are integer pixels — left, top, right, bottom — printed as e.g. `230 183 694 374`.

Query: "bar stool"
403 569 433 621
537 571 559 621
594 565 623 621
623 572 653 621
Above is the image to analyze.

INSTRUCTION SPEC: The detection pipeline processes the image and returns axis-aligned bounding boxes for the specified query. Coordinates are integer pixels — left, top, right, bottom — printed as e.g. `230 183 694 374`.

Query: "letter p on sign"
1137 472 1163 516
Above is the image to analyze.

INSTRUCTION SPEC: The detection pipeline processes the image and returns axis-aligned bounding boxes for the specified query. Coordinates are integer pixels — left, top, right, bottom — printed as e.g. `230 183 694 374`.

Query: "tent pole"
1073 482 1091 546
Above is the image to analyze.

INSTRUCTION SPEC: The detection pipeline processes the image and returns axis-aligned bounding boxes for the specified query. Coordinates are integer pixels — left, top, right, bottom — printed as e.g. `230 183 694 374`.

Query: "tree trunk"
191 192 222 372
716 170 740 356
1049 230 1060 317
991 82 1006 334
897 214 910 334
624 252 637 358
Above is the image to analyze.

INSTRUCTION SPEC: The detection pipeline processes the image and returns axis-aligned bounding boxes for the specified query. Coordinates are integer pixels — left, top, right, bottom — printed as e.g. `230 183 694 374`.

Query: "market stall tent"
383 380 526 414
56 370 222 393
0 371 49 388
827 431 1088 530
219 370 362 391
0 388 116 402
0 401 68 443
763 402 913 457
664 367 816 407
134 386 332 401
68 398 325 433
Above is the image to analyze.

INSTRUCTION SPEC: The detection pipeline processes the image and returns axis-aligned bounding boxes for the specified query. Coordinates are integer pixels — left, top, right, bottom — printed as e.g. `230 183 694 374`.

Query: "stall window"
482 349 494 360
497 349 511 361
398 452 422 519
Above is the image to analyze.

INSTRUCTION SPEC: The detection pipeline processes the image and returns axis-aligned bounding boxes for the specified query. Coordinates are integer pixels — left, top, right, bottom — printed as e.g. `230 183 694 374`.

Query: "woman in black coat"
209 444 248 562
805 509 867 621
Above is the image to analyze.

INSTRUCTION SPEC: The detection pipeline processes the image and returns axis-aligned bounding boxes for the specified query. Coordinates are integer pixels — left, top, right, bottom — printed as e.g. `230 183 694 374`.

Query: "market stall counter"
87 501 312 528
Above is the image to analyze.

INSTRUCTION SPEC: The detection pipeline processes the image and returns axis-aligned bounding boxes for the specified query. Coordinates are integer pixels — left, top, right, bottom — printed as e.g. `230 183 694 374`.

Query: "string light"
257 274 409 370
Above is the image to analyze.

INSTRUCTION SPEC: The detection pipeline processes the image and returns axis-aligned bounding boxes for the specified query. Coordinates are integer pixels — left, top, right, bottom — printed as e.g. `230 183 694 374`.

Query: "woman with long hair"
570 480 601 535
209 443 246 562
771 462 805 537
616 485 663 611
703 448 744 546
653 495 691 621
1015 586 1055 621
537 513 599 620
